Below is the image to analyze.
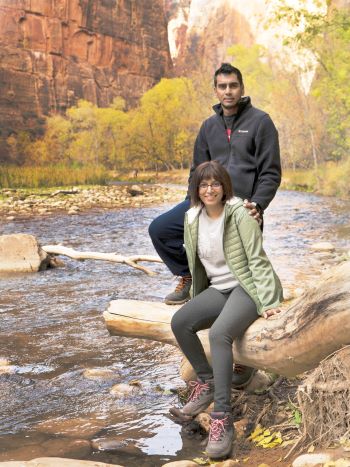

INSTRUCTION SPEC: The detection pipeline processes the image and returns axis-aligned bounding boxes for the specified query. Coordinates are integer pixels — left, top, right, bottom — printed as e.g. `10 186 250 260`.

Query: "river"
0 190 349 466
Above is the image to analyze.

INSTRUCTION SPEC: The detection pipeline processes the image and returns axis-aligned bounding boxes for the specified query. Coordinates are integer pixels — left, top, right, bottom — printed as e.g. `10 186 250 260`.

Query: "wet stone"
42 438 91 457
35 417 107 439
310 242 335 252
161 461 199 467
127 185 144 196
91 437 127 452
109 383 141 397
0 459 122 466
0 359 15 375
83 368 117 379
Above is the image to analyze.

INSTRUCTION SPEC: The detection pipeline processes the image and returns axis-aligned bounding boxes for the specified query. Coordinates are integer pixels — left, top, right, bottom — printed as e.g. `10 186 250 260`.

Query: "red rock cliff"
0 0 172 162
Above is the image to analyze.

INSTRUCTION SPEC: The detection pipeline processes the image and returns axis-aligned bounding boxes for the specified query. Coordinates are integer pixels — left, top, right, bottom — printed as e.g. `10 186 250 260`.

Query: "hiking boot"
232 364 256 388
169 379 214 422
206 411 235 459
164 275 192 305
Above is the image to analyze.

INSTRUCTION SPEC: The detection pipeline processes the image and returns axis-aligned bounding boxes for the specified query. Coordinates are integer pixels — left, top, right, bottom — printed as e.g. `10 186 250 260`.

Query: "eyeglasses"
199 181 222 191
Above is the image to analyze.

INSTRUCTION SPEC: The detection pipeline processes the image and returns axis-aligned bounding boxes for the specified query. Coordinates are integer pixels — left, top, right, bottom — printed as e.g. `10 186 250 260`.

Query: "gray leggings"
171 285 258 413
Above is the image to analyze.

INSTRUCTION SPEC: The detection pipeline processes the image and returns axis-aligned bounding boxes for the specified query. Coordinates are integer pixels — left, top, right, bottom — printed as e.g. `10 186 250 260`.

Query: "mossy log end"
103 261 350 378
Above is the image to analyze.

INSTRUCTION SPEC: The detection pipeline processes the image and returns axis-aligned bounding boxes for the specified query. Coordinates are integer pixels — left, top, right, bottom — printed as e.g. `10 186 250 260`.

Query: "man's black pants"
148 199 191 276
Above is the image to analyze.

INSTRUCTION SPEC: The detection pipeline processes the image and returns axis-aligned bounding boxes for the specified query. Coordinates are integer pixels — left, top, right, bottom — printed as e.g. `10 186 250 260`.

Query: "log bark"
42 245 162 275
103 260 350 378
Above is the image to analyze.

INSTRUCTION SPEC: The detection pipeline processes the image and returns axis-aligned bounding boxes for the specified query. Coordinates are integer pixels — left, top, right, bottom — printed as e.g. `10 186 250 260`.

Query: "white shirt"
197 208 239 291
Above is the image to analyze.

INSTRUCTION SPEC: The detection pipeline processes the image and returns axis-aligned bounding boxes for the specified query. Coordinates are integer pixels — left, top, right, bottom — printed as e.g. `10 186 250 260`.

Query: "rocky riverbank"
0 184 186 220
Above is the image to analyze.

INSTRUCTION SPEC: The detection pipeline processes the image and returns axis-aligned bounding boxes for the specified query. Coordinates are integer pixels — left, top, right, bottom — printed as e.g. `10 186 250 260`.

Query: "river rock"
110 383 141 397
127 185 144 196
83 368 117 379
40 438 91 458
212 461 239 467
91 438 127 452
0 234 49 273
161 461 199 467
292 453 332 466
0 459 121 466
35 417 106 439
310 242 335 252
0 363 15 375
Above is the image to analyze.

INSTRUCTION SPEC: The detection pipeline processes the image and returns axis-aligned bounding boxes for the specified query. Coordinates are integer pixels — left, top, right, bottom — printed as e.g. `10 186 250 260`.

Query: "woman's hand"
262 308 282 319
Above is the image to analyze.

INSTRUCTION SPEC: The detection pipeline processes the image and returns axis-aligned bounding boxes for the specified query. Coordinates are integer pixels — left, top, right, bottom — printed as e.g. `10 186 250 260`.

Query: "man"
149 62 281 305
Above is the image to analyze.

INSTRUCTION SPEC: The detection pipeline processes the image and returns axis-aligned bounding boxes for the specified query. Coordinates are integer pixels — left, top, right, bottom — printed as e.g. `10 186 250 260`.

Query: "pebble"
292 453 332 466
109 383 140 397
0 359 15 375
0 459 121 466
310 242 335 252
83 368 117 379
161 461 198 467
91 438 127 452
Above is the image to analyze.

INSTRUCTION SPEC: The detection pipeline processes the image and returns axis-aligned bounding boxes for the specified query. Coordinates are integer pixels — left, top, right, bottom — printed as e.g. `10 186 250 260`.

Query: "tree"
128 78 204 171
271 1 350 161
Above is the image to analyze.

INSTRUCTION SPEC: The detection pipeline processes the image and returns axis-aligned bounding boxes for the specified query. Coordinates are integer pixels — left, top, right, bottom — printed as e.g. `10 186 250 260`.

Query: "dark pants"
148 199 191 276
171 286 258 413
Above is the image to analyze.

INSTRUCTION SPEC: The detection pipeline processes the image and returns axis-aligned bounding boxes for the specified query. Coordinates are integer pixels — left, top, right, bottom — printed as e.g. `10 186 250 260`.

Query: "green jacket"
184 197 283 315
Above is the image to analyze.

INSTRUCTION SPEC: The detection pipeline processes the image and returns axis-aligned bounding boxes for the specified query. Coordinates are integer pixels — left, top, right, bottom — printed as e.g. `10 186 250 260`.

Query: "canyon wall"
0 0 172 162
165 0 267 75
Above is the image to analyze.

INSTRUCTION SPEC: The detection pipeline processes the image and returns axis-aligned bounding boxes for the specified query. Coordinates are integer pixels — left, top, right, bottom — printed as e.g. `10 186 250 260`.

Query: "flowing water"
0 190 349 466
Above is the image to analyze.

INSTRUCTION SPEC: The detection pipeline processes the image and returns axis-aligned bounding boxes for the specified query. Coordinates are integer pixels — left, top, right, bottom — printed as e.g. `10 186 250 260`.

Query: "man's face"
214 73 244 115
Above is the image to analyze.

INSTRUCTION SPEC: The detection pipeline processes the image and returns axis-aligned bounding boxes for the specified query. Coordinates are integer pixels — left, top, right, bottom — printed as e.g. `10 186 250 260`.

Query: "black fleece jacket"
188 97 281 211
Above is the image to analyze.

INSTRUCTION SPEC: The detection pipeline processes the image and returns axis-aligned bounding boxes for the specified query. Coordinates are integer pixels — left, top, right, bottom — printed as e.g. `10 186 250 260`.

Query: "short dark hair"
189 161 234 207
214 63 243 87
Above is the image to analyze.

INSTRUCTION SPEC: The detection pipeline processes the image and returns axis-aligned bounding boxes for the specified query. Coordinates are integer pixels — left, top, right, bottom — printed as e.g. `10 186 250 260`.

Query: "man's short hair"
214 63 243 87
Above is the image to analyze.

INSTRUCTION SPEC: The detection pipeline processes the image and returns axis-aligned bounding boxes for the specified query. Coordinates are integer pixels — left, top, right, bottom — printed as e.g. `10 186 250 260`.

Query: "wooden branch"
42 245 162 275
103 260 350 377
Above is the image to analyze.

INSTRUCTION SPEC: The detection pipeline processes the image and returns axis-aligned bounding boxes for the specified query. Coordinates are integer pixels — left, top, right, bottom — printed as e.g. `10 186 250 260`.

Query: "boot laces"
188 380 209 402
209 416 228 441
174 275 191 292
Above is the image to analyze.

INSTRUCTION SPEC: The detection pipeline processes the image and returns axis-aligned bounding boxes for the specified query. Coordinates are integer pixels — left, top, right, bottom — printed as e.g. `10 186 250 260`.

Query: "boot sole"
164 297 190 305
169 407 195 423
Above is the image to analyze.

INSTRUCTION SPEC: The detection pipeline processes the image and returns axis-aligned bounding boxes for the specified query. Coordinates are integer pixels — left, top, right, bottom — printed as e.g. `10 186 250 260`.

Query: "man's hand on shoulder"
243 199 262 224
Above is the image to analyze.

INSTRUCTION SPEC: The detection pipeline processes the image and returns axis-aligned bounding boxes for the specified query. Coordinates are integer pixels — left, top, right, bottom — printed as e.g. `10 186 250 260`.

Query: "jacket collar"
186 197 242 225
212 96 251 118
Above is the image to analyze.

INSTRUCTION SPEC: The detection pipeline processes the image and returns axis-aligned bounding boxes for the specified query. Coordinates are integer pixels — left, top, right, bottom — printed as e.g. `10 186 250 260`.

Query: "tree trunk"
103 261 350 378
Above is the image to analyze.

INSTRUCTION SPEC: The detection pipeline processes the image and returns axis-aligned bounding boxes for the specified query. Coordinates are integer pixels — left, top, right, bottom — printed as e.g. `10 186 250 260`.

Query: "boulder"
0 234 49 273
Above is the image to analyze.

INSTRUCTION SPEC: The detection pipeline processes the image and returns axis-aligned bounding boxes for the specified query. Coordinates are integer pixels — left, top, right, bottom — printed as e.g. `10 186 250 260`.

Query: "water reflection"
0 190 349 465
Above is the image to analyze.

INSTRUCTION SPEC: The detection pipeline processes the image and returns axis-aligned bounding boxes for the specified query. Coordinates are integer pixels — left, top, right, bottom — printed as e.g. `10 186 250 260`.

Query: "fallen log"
42 245 162 275
103 260 350 378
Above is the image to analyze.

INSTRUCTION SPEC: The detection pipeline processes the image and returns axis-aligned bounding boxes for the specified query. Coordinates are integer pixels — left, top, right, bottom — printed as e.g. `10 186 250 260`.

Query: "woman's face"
198 178 224 208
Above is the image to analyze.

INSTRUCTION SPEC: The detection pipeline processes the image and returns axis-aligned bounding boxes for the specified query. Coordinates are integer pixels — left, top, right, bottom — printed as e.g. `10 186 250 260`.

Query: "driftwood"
103 260 350 378
42 245 162 275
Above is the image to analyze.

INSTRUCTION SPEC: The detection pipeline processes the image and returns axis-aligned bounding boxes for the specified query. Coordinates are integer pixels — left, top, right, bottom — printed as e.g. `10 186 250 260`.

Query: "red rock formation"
0 0 172 162
164 1 254 76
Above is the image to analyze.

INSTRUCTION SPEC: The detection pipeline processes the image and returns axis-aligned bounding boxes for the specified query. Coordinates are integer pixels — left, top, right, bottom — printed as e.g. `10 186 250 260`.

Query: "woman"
170 161 283 459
